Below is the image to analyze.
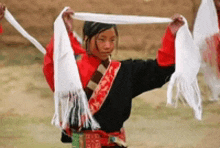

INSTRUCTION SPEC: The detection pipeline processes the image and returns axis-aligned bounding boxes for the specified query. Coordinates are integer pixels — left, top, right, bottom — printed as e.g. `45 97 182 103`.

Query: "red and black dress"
43 27 175 147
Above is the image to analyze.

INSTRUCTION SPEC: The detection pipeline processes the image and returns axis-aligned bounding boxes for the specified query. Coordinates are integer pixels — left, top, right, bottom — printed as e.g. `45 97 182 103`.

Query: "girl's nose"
104 41 111 49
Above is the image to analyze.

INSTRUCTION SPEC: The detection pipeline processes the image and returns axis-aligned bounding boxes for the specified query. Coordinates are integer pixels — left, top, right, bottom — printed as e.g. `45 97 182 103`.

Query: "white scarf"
4 7 203 129
193 0 220 101
4 9 46 54
72 12 172 24
167 17 202 120
193 0 218 49
53 7 102 129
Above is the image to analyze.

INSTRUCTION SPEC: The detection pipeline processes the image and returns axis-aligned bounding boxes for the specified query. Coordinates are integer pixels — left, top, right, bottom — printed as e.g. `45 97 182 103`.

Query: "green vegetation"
0 46 44 66
132 98 193 120
0 115 69 148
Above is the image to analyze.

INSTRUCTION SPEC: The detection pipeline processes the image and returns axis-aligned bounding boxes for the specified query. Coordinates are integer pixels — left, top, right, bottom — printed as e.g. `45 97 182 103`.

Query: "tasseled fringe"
167 73 202 120
51 89 100 131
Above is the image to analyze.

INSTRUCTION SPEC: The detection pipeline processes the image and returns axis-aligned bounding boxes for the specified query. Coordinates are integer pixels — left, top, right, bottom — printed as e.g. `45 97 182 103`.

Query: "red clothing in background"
218 11 220 72
0 24 3 34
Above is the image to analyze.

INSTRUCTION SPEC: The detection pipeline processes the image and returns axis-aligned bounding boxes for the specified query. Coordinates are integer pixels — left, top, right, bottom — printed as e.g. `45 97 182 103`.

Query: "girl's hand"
0 3 6 21
62 8 74 33
168 14 184 36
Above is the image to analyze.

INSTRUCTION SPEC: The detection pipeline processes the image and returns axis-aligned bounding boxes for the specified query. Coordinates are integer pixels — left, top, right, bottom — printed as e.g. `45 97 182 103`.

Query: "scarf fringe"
167 73 202 120
51 89 100 131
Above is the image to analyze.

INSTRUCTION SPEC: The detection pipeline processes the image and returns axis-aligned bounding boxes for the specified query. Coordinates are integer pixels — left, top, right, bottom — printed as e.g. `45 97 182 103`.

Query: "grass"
1 75 18 85
0 45 44 67
0 45 52 98
26 82 52 99
131 97 194 120
131 97 220 130
0 115 30 147
0 115 69 148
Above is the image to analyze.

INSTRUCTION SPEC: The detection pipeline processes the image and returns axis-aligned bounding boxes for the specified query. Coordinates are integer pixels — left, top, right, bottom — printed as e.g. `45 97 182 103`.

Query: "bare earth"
1 0 220 148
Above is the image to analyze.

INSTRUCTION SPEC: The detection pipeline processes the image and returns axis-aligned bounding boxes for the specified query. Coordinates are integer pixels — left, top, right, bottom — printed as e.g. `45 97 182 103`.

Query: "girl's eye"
98 38 105 42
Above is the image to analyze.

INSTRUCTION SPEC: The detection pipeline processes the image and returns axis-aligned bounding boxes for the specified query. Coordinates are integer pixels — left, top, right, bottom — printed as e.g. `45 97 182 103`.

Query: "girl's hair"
83 21 119 52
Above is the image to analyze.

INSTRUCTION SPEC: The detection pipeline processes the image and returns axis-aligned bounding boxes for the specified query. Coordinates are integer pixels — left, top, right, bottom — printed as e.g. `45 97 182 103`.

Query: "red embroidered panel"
85 133 101 148
89 61 121 115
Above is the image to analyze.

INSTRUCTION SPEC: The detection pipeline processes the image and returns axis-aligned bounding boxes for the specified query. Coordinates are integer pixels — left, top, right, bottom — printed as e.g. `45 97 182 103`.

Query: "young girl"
43 8 184 148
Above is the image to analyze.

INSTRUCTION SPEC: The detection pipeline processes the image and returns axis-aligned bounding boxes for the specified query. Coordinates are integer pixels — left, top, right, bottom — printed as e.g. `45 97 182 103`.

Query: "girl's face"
214 0 220 10
89 27 116 60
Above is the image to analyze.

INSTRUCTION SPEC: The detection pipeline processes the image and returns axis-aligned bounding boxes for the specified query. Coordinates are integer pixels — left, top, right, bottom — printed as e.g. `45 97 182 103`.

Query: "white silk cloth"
73 12 172 24
4 9 46 54
193 0 220 101
53 7 100 129
4 7 203 126
193 0 218 49
167 17 202 120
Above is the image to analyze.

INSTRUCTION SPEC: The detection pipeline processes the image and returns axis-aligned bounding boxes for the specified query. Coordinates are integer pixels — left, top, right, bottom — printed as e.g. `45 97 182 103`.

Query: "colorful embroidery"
89 61 121 115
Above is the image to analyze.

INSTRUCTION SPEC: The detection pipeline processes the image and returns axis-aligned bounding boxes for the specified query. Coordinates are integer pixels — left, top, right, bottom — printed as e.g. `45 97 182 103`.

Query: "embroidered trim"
88 61 121 115
84 58 110 98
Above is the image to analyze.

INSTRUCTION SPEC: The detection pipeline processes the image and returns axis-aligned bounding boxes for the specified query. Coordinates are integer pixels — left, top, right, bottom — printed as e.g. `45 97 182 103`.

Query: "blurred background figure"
211 0 220 75
200 0 220 101
0 3 5 33
0 3 5 21
214 0 220 11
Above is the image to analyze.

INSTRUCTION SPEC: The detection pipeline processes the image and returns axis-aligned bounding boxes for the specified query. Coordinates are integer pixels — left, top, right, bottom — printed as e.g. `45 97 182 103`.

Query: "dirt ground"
1 0 220 147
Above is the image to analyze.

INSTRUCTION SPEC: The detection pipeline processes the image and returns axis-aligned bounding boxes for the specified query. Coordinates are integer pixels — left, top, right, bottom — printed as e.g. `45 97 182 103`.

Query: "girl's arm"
43 37 55 91
130 15 184 97
43 33 86 92
130 28 176 97
156 27 175 67
157 14 184 67
43 8 85 91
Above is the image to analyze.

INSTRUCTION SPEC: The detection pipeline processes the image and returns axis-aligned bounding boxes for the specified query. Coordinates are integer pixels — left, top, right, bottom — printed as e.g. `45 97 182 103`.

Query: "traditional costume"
2 7 202 147
43 22 175 147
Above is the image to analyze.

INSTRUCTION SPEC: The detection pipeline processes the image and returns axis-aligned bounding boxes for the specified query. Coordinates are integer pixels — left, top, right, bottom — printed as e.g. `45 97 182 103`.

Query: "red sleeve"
43 32 86 92
69 32 86 55
43 36 55 91
0 24 3 34
156 27 175 67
